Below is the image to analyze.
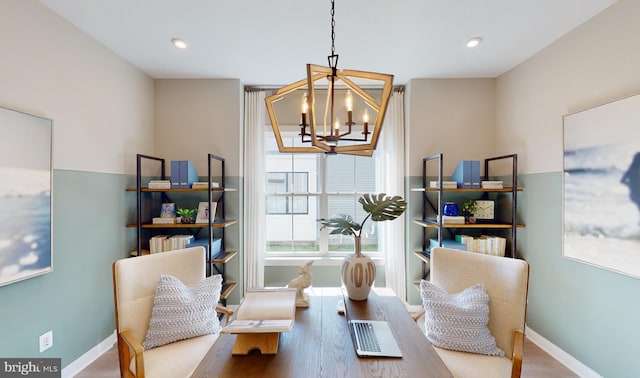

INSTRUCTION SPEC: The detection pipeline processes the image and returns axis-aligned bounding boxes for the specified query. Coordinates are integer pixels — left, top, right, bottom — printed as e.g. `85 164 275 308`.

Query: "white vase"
341 236 376 301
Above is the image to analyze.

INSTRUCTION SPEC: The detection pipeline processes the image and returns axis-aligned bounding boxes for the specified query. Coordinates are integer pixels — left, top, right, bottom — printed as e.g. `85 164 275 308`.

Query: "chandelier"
265 0 393 156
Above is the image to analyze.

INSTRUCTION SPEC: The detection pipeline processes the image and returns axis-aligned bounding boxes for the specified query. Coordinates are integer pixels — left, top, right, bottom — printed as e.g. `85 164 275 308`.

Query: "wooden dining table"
191 287 452 377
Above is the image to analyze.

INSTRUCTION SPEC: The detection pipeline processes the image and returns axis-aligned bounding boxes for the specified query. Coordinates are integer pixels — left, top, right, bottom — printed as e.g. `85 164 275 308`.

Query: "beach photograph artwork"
563 93 640 279
0 107 52 286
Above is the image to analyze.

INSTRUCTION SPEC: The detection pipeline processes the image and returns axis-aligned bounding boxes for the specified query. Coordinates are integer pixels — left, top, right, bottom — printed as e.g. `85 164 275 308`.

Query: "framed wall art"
0 106 53 286
563 93 640 279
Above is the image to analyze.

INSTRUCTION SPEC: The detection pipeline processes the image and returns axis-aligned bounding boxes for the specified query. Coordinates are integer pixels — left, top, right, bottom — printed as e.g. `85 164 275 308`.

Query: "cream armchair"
112 246 232 378
414 247 530 378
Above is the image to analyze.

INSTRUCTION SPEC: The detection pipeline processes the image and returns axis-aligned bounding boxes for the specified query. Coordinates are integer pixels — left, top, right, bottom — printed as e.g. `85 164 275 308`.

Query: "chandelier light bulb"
301 92 308 114
345 90 353 112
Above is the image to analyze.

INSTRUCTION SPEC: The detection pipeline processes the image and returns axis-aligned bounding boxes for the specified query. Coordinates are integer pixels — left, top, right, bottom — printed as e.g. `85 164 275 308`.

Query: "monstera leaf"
319 193 407 237
319 214 361 236
359 193 407 223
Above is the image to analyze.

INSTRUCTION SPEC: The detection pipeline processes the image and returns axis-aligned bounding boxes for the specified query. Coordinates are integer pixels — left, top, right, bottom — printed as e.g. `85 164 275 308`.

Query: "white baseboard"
525 326 602 378
62 330 116 378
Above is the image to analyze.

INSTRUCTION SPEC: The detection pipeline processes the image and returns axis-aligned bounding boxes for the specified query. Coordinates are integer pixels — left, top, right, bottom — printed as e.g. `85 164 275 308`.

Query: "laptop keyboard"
352 321 381 352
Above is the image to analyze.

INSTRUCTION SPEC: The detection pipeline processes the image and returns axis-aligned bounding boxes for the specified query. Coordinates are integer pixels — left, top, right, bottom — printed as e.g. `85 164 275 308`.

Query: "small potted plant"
176 207 197 224
461 200 477 224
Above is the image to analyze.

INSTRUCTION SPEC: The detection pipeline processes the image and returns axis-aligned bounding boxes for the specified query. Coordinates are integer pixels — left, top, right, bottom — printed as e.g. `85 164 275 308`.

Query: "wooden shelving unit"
127 153 238 302
414 153 524 281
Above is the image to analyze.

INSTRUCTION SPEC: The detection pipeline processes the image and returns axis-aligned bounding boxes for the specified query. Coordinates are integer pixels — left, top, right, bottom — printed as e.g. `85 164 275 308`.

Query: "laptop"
342 293 403 358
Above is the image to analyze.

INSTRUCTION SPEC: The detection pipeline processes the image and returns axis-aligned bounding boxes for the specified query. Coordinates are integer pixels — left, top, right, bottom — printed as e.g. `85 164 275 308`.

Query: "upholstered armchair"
414 247 530 378
112 246 232 378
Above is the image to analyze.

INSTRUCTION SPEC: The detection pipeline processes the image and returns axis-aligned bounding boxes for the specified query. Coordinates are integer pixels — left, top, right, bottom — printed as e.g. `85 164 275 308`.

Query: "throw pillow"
143 274 222 349
420 280 504 356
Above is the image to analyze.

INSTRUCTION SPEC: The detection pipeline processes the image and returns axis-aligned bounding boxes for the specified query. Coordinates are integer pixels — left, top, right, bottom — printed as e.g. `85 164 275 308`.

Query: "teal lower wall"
0 170 131 368
520 172 640 377
0 171 244 369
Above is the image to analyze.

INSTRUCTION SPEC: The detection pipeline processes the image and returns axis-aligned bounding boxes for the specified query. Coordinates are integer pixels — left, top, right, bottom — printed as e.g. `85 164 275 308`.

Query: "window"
265 134 382 257
266 172 309 214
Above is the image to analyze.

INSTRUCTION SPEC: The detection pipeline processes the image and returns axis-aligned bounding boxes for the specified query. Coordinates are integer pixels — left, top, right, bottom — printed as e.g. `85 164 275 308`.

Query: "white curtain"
378 89 406 301
243 90 266 290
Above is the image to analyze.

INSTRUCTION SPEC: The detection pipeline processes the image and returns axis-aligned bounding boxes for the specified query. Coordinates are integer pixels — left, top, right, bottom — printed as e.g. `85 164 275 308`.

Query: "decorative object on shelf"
452 160 481 188
264 0 393 156
160 202 176 218
429 180 457 189
481 180 503 189
148 180 171 189
474 200 495 221
286 261 314 307
176 207 197 224
461 200 478 224
196 201 217 224
442 202 459 216
320 193 407 300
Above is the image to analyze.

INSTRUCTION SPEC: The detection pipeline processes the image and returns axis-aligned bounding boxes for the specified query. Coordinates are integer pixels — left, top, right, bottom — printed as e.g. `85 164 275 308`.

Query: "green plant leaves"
359 193 407 222
319 193 407 237
319 214 360 236
176 207 197 217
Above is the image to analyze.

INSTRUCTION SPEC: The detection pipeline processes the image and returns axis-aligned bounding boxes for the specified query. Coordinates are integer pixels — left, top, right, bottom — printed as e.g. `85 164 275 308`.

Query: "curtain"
378 89 406 301
243 90 266 290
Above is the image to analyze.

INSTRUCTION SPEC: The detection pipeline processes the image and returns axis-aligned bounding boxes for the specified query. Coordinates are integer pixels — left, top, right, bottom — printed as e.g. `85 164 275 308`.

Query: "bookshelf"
126 153 238 300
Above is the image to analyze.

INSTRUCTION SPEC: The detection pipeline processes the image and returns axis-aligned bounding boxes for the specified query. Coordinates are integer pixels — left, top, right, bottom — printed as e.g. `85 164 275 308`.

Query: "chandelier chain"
330 0 335 57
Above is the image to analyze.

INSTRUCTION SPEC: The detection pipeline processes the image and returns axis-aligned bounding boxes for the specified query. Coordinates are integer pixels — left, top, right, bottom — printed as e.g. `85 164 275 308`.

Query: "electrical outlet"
39 331 53 353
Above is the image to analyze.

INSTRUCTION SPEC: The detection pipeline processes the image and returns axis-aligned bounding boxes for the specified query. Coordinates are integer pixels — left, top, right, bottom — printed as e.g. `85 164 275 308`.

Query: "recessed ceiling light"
466 37 482 48
171 38 187 49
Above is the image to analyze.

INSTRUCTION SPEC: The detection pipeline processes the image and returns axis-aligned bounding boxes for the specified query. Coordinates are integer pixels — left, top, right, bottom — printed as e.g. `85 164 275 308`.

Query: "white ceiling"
37 0 617 86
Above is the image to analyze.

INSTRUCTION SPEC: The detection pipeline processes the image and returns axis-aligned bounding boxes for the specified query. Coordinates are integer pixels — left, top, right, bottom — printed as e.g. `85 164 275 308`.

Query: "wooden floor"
75 336 578 377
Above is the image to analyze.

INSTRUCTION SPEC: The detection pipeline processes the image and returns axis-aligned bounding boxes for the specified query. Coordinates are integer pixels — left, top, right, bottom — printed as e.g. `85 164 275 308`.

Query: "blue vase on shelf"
443 202 459 216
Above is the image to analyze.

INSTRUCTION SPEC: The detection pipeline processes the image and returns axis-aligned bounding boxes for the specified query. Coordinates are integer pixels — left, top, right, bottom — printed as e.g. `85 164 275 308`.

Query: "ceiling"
38 0 617 86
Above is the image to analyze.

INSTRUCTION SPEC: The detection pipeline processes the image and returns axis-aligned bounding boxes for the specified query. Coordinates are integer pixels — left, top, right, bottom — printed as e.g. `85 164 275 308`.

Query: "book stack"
481 180 504 189
148 180 171 189
149 235 169 253
166 235 195 251
436 215 466 224
152 217 179 224
149 234 195 253
192 182 220 189
429 180 457 189
456 234 506 256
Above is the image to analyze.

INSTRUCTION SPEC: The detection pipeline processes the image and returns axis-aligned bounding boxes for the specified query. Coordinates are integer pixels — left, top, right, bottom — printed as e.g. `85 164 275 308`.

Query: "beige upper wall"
0 0 154 175
406 79 496 177
496 0 640 174
154 79 243 176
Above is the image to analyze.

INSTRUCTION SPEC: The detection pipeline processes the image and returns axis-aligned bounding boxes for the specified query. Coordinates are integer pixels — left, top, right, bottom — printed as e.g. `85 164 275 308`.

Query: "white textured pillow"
420 280 504 356
143 274 222 349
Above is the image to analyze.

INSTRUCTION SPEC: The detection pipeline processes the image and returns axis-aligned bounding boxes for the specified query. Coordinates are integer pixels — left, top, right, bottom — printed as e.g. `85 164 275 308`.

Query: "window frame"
264 132 385 260
265 171 309 215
